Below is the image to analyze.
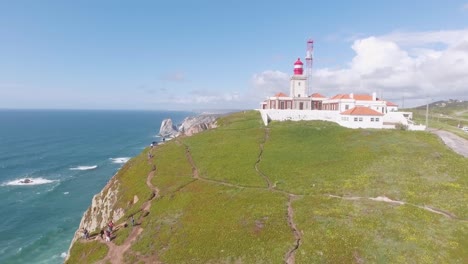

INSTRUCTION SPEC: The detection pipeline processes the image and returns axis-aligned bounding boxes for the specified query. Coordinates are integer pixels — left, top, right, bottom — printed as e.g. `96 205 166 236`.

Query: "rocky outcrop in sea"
159 114 219 138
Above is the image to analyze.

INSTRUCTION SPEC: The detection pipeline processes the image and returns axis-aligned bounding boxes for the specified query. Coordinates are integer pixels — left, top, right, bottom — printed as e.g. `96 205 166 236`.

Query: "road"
430 129 468 158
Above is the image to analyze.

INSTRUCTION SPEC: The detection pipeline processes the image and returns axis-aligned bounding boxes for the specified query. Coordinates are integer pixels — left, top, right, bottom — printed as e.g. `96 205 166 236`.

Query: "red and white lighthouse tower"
293 58 304 75
290 58 308 98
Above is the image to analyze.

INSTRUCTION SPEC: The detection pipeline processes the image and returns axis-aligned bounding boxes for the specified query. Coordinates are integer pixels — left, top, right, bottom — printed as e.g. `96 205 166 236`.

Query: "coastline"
65 113 220 261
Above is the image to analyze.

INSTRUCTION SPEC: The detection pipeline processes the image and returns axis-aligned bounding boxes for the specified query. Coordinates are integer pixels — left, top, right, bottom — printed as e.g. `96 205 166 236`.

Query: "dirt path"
97 151 161 264
430 129 468 157
327 194 464 220
285 194 301 264
255 128 273 189
182 143 199 179
179 135 303 263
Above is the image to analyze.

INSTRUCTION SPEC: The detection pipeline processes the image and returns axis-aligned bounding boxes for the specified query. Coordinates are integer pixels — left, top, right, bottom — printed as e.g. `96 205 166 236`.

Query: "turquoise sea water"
0 110 192 264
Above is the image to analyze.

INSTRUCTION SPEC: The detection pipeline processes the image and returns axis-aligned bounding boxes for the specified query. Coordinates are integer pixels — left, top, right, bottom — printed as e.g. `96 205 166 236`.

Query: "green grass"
182 111 267 187
68 110 468 263
259 121 383 194
151 141 195 196
293 195 467 263
132 180 292 263
259 120 467 217
66 240 108 264
114 148 155 218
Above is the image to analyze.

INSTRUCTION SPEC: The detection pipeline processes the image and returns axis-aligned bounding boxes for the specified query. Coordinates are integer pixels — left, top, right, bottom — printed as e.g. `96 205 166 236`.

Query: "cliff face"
67 178 125 257
158 119 178 138
159 114 219 138
178 115 218 136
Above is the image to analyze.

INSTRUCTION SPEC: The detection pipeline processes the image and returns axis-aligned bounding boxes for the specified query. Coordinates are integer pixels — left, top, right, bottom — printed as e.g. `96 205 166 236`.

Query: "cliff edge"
66 114 219 262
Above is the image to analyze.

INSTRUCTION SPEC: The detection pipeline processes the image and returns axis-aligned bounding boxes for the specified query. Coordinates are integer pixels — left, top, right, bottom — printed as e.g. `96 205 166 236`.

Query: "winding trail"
179 132 304 264
327 194 464 221
285 194 301 264
97 149 161 264
255 128 273 189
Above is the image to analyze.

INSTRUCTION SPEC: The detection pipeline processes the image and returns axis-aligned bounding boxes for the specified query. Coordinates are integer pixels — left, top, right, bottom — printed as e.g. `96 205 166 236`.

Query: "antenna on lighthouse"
305 39 314 96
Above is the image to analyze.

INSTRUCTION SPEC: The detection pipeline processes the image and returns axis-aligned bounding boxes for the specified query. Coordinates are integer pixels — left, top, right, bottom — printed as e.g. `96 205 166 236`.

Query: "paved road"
430 130 468 158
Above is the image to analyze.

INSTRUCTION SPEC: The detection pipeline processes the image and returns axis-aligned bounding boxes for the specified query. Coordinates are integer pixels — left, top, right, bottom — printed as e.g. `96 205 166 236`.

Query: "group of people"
102 220 114 242
79 139 158 244
81 220 114 242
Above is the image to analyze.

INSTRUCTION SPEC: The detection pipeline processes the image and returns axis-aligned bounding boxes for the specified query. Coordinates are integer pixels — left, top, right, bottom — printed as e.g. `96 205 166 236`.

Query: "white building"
259 57 425 131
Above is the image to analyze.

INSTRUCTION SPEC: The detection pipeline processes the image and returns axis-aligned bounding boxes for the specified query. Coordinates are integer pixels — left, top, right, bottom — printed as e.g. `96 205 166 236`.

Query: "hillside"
67 111 467 263
408 99 468 139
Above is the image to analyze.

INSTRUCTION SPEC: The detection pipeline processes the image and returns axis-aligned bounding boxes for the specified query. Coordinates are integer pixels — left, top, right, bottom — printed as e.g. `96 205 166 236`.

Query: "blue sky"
1 0 467 110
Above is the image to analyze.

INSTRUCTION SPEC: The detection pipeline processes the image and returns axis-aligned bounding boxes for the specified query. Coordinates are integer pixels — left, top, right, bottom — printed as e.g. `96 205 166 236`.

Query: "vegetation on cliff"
67 111 467 263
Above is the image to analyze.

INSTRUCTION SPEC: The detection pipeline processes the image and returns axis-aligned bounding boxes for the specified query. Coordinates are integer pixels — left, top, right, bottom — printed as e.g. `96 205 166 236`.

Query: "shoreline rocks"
159 114 219 138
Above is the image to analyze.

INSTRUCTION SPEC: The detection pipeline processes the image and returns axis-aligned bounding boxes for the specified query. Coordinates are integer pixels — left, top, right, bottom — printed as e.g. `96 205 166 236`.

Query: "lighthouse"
290 58 308 98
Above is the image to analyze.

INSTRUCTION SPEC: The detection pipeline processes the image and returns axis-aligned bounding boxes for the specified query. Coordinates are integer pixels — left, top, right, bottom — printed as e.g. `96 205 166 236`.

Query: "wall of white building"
258 109 339 126
258 109 425 131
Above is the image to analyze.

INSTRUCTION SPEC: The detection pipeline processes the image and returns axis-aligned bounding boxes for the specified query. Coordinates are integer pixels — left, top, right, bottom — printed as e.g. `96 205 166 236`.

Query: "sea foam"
2 177 58 186
110 157 130 164
69 165 98 171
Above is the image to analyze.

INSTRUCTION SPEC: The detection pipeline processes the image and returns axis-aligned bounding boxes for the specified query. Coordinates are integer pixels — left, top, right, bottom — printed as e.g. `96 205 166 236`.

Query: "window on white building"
371 117 374 122
354 117 358 122
376 118 380 122
358 117 363 122
345 105 349 110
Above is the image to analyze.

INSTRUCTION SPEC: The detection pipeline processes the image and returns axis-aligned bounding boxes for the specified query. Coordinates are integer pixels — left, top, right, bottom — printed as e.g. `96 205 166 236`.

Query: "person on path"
105 230 111 242
83 228 89 240
108 220 114 232
131 215 135 227
100 229 104 239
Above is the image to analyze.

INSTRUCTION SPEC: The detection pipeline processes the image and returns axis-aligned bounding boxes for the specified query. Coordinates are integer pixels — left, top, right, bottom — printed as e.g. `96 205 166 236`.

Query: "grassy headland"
68 110 467 263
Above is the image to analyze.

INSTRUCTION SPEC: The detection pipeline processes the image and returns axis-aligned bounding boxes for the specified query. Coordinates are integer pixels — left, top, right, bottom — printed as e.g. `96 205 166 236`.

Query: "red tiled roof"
386 101 398 106
274 92 288 97
330 93 374 101
330 94 351 99
310 93 326 98
353 94 373 101
340 106 384 116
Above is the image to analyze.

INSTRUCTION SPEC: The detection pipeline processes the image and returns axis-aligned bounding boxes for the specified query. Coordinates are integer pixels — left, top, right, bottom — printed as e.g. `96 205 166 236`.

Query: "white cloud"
251 70 289 97
251 29 468 107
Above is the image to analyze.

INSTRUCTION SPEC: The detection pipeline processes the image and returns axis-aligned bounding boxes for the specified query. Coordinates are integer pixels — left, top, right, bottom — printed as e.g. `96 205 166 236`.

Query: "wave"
2 177 58 186
69 165 98 171
110 157 130 164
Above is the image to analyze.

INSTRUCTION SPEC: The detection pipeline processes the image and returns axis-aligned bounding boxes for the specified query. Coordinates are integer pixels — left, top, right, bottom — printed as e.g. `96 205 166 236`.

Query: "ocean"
0 109 192 264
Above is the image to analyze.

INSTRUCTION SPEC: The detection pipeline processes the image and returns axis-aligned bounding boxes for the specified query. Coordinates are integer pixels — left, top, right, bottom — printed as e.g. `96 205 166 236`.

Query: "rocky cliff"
159 114 219 138
158 118 179 138
67 114 220 260
66 176 125 258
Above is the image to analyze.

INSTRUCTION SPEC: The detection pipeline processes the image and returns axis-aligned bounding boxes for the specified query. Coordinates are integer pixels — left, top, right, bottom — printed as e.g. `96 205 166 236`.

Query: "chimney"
350 93 354 99
372 92 377 101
